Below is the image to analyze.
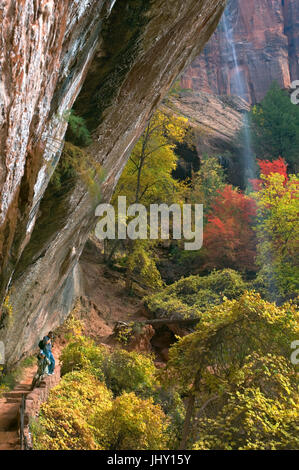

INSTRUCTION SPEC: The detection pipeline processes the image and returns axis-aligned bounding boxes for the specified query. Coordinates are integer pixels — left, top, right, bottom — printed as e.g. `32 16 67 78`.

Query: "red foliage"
258 157 288 179
203 185 257 272
251 158 288 190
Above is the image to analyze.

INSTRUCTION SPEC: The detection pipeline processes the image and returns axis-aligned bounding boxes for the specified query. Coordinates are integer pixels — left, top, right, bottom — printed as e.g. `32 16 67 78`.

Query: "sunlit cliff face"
182 0 299 104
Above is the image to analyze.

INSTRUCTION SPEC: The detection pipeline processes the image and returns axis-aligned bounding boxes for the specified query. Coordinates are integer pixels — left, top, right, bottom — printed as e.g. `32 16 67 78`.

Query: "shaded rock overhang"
0 0 226 366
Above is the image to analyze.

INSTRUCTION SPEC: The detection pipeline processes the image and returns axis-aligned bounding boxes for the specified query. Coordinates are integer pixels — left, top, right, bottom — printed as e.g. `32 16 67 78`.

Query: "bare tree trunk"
179 372 201 450
179 393 196 450
125 239 134 292
105 239 119 265
135 123 150 204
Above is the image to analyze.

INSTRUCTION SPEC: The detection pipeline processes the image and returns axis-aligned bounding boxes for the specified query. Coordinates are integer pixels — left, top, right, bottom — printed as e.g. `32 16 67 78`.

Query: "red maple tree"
203 185 257 272
258 157 288 179
251 157 288 190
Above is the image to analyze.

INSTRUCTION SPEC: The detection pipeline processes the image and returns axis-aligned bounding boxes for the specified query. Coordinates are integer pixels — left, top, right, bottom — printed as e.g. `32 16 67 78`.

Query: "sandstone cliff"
182 0 299 104
163 91 249 153
0 0 226 366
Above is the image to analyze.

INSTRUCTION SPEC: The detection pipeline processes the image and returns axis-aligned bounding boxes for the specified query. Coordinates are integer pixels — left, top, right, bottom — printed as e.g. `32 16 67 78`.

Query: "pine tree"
250 82 299 172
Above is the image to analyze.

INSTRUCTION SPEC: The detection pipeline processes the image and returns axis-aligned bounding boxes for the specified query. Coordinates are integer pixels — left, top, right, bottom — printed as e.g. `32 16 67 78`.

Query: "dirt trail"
79 257 147 342
79 240 177 360
0 347 62 451
0 364 36 450
0 241 156 451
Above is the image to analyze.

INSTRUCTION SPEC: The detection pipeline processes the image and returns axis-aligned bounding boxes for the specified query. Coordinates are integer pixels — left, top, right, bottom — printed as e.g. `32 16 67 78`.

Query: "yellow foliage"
93 392 169 450
32 371 112 450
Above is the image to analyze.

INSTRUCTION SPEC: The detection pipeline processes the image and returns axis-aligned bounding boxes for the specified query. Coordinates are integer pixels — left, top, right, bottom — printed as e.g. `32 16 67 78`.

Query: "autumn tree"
202 185 257 272
193 353 299 450
188 154 226 218
113 109 188 207
253 163 299 301
93 392 169 450
166 292 298 449
250 156 288 191
32 370 170 451
106 110 188 290
32 371 113 450
257 156 288 181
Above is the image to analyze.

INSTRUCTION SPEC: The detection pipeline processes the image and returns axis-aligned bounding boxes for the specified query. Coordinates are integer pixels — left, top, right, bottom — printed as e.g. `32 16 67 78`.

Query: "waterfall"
222 6 279 300
222 8 256 186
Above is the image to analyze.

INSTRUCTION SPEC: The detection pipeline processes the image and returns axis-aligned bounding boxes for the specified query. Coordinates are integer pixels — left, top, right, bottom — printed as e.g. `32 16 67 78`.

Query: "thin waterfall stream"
222 7 256 186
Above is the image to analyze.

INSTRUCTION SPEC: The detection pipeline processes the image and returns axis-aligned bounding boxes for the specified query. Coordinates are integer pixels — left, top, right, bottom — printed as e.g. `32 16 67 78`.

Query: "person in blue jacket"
42 331 55 375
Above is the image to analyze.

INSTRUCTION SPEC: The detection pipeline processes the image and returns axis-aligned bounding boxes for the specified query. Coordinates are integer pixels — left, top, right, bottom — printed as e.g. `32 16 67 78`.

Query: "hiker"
31 349 51 389
42 331 55 376
37 350 50 375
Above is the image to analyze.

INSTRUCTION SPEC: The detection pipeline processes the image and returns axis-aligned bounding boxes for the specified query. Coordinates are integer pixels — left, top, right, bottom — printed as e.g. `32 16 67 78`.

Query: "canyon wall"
181 0 299 104
0 0 226 366
0 0 113 304
163 91 249 153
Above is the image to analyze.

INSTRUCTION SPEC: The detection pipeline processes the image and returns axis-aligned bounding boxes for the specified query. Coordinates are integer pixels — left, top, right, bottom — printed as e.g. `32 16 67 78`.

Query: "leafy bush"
166 291 298 448
60 336 107 380
32 371 113 450
102 349 157 397
32 372 169 450
145 269 248 320
193 354 299 450
61 337 157 398
64 110 92 147
93 392 169 450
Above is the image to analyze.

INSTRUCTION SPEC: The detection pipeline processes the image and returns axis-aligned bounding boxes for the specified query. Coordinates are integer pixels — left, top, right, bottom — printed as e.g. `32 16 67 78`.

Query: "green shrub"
64 110 92 147
145 269 248 320
102 349 157 397
60 336 107 381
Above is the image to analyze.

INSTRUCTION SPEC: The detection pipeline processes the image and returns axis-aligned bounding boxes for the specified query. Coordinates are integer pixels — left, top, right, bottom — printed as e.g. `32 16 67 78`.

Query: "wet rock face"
0 0 226 366
182 0 299 104
0 0 110 299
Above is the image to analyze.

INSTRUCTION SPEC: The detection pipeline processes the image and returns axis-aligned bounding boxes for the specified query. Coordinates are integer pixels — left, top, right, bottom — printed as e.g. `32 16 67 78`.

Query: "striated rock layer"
0 0 113 302
0 0 226 366
181 0 299 104
163 91 249 153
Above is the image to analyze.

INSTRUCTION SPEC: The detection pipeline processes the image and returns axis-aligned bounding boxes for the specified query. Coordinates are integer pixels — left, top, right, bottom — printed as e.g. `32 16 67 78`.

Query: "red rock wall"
181 0 298 103
0 0 227 366
0 0 111 300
